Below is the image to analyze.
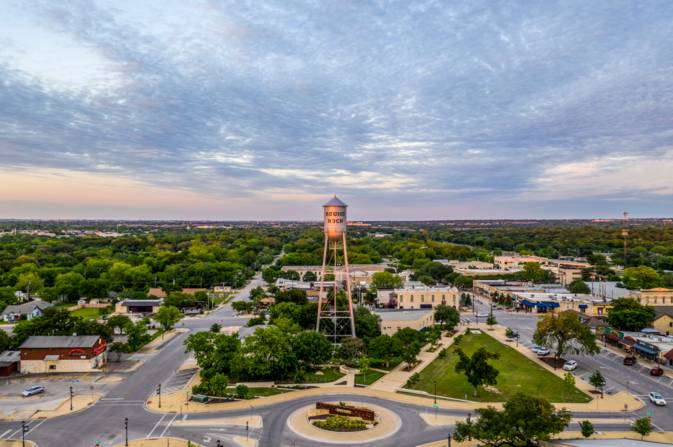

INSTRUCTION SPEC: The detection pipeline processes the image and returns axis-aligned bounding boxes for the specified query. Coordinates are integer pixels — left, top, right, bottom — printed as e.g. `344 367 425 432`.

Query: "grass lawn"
70 307 101 319
300 367 345 383
355 370 385 386
410 332 591 403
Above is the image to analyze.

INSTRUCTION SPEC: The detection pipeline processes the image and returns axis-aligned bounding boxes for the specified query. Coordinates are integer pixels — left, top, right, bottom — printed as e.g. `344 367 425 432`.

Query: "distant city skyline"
1 1 673 220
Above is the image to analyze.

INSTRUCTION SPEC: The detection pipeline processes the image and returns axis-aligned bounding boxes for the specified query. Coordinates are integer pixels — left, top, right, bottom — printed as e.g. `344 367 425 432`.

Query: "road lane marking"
159 412 179 438
0 429 11 439
146 413 167 438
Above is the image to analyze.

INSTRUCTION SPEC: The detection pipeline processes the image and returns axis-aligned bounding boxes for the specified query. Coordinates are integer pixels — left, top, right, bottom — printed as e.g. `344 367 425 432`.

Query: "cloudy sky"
1 1 673 220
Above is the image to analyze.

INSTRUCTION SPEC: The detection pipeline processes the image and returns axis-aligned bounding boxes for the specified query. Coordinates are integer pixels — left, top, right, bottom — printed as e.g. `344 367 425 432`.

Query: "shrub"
313 415 367 432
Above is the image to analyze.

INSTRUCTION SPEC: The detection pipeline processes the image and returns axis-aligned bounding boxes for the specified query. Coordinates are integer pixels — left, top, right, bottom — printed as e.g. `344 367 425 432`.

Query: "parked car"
649 391 667 406
22 385 45 397
623 356 637 365
563 360 578 371
536 347 551 356
650 367 664 376
476 312 489 318
531 345 544 354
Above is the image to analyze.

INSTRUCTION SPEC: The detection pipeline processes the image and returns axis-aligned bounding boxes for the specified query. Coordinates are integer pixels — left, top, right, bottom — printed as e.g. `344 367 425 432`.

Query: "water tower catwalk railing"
316 196 356 342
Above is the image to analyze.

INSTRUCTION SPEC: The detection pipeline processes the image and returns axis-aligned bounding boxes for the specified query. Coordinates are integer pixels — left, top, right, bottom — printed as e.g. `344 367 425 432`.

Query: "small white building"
374 309 435 335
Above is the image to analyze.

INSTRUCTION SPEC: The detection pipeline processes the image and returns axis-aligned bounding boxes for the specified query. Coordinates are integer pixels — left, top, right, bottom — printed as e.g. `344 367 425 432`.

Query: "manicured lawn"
70 308 101 319
301 367 345 383
355 370 385 386
410 332 591 403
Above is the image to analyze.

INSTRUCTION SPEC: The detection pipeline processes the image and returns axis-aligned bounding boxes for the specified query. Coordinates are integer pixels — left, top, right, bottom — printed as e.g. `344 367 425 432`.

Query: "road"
466 295 673 431
0 280 660 447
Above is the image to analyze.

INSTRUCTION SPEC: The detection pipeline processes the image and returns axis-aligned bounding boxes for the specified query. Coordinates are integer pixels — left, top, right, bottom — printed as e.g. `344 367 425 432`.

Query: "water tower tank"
323 196 347 241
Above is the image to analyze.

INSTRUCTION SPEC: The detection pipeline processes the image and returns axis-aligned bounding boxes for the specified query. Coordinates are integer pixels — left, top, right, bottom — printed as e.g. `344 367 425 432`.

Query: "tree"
486 313 497 327
607 298 656 331
434 304 459 330
303 271 317 282
0 330 11 353
241 326 297 380
521 262 547 283
335 337 366 365
210 323 221 333
579 420 594 438
54 271 86 301
453 393 571 447
454 347 500 397
460 293 472 307
623 266 660 290
568 279 591 294
15 272 44 297
632 417 653 440
235 383 249 399
109 341 129 362
232 301 253 314
371 271 403 290
367 335 402 368
126 321 151 351
155 305 182 331
184 332 241 379
275 289 307 305
533 311 599 361
292 331 332 367
106 315 132 334
354 306 381 342
589 370 606 395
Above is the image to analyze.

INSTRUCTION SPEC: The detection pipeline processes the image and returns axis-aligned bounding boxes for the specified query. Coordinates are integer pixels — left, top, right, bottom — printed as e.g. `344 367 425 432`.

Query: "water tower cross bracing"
316 195 356 342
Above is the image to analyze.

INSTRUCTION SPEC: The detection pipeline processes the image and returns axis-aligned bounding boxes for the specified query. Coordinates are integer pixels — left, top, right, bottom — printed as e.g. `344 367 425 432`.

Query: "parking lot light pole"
124 417 128 446
447 431 451 447
69 386 74 411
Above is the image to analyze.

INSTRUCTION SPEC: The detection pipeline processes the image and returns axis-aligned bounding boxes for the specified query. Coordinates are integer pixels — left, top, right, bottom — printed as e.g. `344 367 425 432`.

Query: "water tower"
316 196 356 341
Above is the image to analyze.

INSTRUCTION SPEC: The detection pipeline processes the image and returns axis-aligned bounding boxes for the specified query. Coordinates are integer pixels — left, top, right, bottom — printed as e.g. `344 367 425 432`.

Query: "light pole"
69 386 74 411
447 431 452 447
433 380 437 404
124 417 128 447
21 420 27 447
157 384 162 408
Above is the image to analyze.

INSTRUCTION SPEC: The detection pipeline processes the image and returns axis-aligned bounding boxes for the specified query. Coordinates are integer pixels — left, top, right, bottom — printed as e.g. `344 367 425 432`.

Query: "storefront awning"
635 344 659 356
578 304 588 309
520 299 537 307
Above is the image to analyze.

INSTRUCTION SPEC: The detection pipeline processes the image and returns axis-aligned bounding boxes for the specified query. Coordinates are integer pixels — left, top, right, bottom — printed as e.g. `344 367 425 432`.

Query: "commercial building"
115 299 162 314
393 285 459 310
374 309 434 335
631 288 673 306
19 336 107 374
1 300 53 322
653 307 673 336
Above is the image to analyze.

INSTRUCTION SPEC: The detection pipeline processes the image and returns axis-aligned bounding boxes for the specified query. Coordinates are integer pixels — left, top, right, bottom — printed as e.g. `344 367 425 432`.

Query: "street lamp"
433 380 437 405
21 420 28 447
69 386 74 411
124 417 128 447
157 384 162 408
447 431 452 447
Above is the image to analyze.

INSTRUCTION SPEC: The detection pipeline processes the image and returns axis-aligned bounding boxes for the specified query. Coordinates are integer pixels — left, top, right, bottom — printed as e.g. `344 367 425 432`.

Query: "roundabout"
286 400 402 444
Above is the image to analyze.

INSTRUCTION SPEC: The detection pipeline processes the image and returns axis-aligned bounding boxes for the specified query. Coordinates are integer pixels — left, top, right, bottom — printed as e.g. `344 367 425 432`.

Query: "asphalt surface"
0 285 663 447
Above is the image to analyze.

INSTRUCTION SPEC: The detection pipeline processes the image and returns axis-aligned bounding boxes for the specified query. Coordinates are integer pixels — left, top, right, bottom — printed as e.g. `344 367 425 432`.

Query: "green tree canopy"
533 311 599 359
371 271 403 290
367 334 402 368
434 304 459 330
155 305 182 331
354 306 381 342
453 393 571 447
455 347 500 397
623 266 660 290
607 298 656 331
292 330 332 367
568 279 591 294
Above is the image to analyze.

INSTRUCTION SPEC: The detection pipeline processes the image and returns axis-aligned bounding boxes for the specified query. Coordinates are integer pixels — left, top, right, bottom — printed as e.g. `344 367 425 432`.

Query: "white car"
476 312 489 318
22 385 45 397
649 392 667 406
536 347 551 356
562 360 578 371
531 345 544 354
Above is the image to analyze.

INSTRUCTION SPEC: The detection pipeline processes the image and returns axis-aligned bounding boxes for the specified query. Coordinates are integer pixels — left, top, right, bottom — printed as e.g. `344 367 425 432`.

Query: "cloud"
1 0 673 218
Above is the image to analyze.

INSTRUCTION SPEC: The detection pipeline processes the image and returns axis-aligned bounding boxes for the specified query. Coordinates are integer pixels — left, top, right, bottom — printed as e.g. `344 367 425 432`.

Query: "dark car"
623 356 637 365
650 367 664 376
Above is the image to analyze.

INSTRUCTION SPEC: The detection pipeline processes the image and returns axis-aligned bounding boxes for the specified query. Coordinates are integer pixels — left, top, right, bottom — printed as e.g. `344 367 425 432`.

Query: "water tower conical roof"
323 195 347 207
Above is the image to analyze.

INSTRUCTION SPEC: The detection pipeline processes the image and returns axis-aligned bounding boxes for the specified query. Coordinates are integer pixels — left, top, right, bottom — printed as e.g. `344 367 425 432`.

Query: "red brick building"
19 336 107 374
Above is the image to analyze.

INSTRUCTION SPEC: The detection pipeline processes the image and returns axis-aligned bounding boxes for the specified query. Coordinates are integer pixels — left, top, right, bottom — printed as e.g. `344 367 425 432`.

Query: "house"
374 309 435 335
653 307 673 336
1 300 53 322
115 299 162 314
19 336 107 374
0 351 20 376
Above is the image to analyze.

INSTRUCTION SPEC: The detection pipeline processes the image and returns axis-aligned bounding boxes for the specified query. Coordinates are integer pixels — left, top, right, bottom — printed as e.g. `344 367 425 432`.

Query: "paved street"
0 282 664 447
466 295 673 431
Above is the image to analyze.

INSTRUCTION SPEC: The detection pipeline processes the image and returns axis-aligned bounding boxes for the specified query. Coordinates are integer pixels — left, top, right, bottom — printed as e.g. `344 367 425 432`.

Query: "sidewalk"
369 328 464 392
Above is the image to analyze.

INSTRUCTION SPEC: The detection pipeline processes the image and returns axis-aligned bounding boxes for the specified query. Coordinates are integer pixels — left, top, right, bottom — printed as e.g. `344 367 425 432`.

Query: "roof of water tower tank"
323 196 347 207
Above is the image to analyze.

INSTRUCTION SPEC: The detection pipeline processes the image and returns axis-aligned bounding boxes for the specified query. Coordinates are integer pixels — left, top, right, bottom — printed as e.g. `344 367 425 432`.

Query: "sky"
1 0 673 220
